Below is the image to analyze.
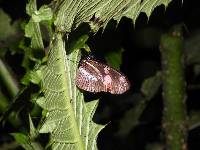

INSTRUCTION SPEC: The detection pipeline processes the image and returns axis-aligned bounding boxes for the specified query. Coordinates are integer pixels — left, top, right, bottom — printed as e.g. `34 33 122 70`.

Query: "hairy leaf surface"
54 0 172 32
37 34 104 150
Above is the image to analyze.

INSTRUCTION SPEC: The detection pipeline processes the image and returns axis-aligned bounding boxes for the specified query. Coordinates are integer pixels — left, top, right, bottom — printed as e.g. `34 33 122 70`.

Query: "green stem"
160 30 188 150
0 89 21 128
0 59 21 127
0 59 19 97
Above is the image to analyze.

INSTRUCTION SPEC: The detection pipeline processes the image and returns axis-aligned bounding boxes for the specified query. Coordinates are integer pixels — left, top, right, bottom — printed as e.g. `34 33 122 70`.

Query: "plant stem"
0 59 19 98
0 59 21 127
0 88 21 128
160 29 188 150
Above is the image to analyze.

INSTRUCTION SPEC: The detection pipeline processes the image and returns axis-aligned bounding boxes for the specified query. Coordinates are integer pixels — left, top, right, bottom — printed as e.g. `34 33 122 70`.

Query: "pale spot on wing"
103 75 112 92
79 67 98 81
119 76 126 82
103 75 112 84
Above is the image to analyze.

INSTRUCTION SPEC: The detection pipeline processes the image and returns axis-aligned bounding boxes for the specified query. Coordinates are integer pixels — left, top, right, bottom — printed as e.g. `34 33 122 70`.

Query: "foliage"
2 0 200 150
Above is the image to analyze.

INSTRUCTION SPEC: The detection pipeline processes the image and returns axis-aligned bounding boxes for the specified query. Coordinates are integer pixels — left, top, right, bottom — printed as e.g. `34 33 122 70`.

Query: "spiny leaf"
54 0 172 32
25 0 44 50
37 33 104 150
11 133 34 150
25 0 52 50
24 1 172 150
32 5 53 22
23 0 53 72
21 70 42 85
11 133 43 150
29 115 38 139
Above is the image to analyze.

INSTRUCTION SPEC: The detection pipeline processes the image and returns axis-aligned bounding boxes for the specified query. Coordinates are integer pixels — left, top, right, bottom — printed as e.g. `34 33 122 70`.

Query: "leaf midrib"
57 33 84 148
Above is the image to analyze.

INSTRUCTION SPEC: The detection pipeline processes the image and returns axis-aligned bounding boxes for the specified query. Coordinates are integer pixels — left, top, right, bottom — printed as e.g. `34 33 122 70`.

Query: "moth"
76 56 130 94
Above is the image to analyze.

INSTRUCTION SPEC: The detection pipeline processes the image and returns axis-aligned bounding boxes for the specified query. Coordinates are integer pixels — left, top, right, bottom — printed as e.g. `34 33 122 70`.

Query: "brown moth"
76 57 130 94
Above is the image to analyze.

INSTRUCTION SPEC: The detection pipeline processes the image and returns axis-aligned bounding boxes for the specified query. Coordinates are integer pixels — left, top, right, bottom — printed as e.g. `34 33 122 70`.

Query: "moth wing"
76 62 104 93
108 68 130 94
88 60 130 94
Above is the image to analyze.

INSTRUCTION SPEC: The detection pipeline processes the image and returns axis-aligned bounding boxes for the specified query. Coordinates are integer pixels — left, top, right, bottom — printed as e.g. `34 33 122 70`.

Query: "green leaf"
124 0 171 22
0 9 22 56
67 34 90 53
0 59 19 97
141 72 162 100
25 19 44 49
21 69 42 85
32 5 53 23
116 93 145 137
0 9 18 42
11 133 34 150
26 0 37 16
0 90 9 112
24 0 53 65
25 0 53 50
36 33 104 150
113 70 162 138
184 30 200 65
11 132 44 150
105 48 123 70
22 1 172 149
117 71 162 137
54 0 172 32
9 115 42 150
29 115 38 139
189 111 200 131
0 86 35 126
